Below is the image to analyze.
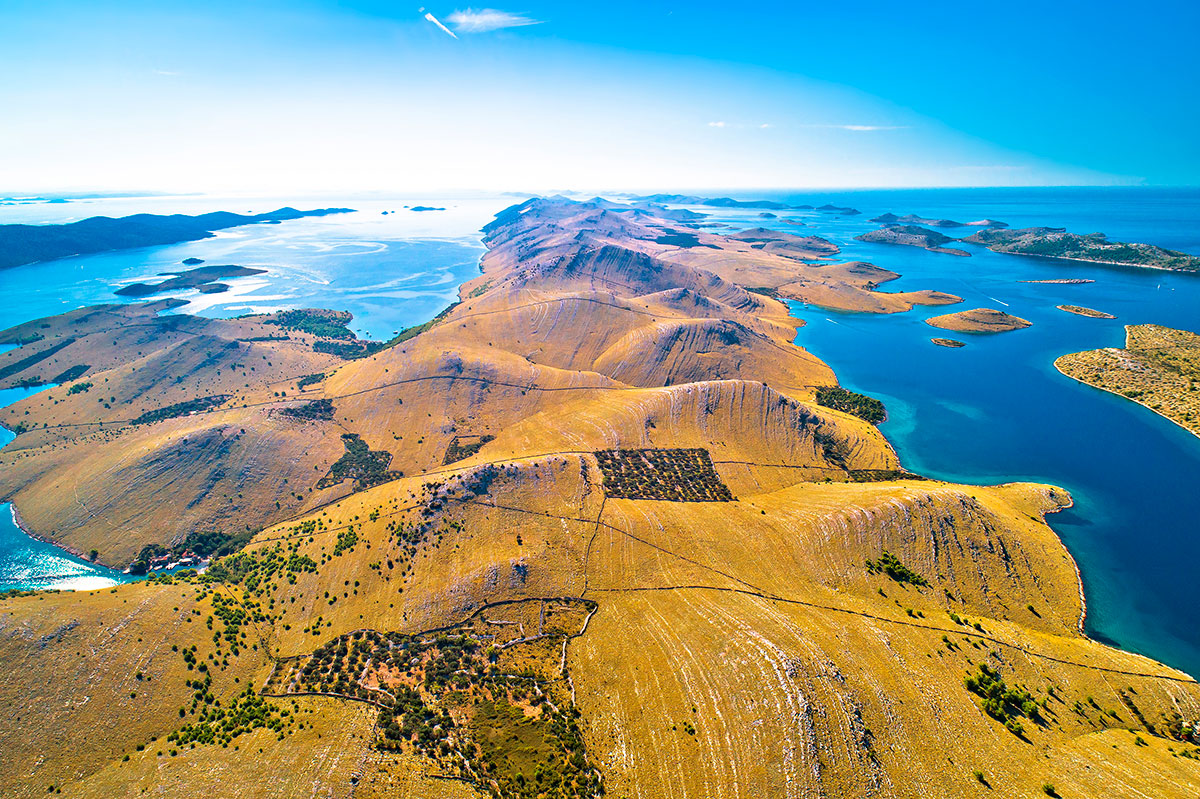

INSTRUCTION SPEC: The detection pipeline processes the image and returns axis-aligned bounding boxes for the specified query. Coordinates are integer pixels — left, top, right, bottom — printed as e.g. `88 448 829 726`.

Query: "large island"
0 198 1197 799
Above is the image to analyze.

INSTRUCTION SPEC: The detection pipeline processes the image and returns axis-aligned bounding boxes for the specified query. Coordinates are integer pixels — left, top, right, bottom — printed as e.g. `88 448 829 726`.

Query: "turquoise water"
0 194 495 341
0 194 500 591
693 187 1200 678
0 384 138 591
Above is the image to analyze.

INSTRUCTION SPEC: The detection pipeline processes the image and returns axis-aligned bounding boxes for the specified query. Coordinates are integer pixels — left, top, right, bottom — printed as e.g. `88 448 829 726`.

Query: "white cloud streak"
420 8 458 38
447 8 542 33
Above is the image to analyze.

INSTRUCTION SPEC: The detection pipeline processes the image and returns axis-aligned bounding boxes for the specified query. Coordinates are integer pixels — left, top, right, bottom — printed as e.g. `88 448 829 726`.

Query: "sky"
1 0 1197 194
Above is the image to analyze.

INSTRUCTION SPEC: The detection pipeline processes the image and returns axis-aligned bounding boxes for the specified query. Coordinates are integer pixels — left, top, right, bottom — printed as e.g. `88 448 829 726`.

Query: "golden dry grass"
1 198 1198 798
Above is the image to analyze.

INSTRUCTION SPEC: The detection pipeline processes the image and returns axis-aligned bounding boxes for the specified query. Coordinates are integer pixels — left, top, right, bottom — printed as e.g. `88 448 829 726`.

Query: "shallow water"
0 193 501 591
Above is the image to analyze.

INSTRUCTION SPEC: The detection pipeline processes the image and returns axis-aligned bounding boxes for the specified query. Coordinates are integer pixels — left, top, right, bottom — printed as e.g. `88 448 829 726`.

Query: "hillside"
0 197 1197 798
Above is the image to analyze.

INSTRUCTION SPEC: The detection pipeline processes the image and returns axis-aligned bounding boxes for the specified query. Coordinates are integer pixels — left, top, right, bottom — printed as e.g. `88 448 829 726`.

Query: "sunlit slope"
1 197 1198 798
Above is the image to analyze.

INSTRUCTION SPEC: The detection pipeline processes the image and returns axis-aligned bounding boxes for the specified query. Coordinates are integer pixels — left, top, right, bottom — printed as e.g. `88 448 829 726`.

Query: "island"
856 224 971 256
630 193 803 210
926 307 1033 333
0 207 354 271
870 212 1008 228
409 205 445 212
114 264 267 297
931 337 967 347
963 227 1200 272
816 203 861 215
0 197 1196 799
1057 305 1116 319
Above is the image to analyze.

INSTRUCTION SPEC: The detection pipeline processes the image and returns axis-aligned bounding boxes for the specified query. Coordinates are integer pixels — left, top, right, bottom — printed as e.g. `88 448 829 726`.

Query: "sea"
1 187 1198 681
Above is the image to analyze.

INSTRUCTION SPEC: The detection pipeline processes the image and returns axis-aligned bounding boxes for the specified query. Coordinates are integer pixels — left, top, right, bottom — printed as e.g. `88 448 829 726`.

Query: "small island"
856 224 970 256
926 307 1032 334
1056 324 1200 437
1057 305 1116 319
115 264 267 297
1018 278 1095 284
931 338 967 348
964 227 1200 272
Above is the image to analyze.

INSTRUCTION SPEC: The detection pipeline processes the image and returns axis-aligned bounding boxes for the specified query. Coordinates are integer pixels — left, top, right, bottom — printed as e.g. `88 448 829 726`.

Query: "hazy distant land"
0 207 353 271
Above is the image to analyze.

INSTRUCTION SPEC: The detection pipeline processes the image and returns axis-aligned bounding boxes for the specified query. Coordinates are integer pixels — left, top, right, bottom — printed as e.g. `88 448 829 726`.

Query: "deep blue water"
692 187 1200 678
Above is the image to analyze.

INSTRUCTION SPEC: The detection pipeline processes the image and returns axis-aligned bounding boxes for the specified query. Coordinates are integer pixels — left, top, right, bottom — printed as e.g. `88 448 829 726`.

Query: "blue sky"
2 0 1197 193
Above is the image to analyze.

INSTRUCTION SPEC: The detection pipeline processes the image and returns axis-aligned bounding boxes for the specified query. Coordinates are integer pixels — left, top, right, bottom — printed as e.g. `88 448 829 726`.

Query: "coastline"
991 248 1200 274
9 502 89 562
1053 360 1200 443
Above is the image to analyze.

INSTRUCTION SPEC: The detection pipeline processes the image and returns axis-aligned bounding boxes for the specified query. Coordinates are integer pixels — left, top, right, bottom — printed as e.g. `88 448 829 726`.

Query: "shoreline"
1053 360 1200 444
993 248 1200 275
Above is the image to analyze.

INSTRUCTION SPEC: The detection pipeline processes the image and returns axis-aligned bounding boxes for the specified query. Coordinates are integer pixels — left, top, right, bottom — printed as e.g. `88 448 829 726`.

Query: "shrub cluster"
595 448 734 502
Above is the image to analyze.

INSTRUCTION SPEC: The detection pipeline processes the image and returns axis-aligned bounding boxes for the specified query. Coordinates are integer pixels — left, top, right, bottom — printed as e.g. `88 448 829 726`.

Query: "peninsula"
1057 324 1200 438
0 198 1197 799
0 207 353 271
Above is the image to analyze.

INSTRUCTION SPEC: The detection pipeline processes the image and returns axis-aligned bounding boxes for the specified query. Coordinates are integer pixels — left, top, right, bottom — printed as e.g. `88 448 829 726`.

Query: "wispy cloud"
152 69 179 76
803 124 909 132
447 8 542 33
419 7 458 38
706 121 773 130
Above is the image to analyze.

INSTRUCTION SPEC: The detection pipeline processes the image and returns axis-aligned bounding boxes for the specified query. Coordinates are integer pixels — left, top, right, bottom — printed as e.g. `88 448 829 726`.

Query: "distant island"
1057 324 1200 438
856 224 970 256
926 307 1032 333
870 212 1007 228
630 194 801 210
963 227 1200 272
931 337 967 348
115 264 268 297
409 206 445 212
0 206 353 271
1057 305 1116 319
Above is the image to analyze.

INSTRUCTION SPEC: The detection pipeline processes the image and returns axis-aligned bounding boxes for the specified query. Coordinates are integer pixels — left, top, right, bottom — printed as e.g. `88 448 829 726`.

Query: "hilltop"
0 198 1197 798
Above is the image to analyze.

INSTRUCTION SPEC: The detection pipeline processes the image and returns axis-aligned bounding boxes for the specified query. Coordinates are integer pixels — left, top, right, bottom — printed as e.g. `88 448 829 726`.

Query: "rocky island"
1057 305 1117 319
926 307 1033 333
856 224 971 256
0 198 1197 799
964 227 1200 272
